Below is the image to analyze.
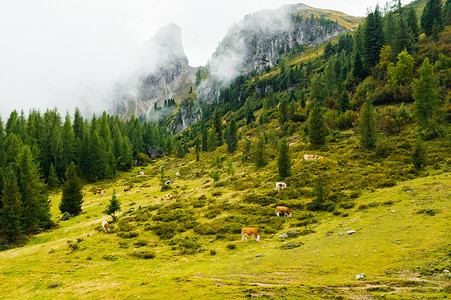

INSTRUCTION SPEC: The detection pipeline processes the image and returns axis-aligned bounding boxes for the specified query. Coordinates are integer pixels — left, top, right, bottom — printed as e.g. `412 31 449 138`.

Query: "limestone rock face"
197 4 350 102
113 23 197 123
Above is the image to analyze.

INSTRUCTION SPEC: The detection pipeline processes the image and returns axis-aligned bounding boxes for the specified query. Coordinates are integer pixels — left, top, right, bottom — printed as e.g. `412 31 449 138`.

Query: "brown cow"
153 194 158 199
241 227 260 242
102 220 110 232
276 206 292 217
95 190 106 195
275 182 287 191
123 187 131 192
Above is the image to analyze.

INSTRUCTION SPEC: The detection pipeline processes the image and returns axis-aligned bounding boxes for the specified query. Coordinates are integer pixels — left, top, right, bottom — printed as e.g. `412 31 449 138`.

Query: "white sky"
0 0 413 119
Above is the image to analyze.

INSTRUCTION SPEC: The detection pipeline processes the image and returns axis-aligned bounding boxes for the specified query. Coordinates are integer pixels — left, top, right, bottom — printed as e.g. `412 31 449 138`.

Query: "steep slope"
113 24 197 122
197 4 354 103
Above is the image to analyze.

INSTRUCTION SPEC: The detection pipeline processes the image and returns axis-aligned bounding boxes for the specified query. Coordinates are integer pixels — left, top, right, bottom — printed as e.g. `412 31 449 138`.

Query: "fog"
0 0 413 120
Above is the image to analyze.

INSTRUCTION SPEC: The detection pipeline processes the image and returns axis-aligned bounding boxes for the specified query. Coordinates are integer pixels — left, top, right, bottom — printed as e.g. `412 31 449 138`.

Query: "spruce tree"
207 129 218 152
278 139 291 179
412 58 440 133
421 0 444 35
245 103 255 125
0 170 22 239
226 119 238 153
307 103 327 145
104 191 121 222
59 162 84 215
363 7 384 69
407 7 420 42
195 137 200 161
307 175 328 211
47 163 59 188
359 98 378 149
445 0 451 26
213 111 223 146
254 135 268 168
279 99 289 125
17 146 52 231
201 127 208 152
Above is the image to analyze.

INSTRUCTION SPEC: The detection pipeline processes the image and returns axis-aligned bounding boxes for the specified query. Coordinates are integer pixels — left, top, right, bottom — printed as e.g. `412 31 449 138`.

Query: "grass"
0 118 450 299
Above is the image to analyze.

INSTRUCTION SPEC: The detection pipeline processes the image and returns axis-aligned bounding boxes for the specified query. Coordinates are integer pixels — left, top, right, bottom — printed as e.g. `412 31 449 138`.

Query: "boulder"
346 230 356 235
278 233 289 239
355 273 366 280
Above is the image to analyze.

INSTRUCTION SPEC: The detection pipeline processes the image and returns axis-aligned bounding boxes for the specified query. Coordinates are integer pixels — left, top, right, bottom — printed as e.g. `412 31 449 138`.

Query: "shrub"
209 170 221 182
131 251 155 259
417 209 437 216
226 243 236 250
117 232 139 238
210 249 217 255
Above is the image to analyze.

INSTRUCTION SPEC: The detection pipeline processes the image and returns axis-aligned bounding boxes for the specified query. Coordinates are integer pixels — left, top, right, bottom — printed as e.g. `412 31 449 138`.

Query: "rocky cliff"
113 23 197 122
197 4 351 102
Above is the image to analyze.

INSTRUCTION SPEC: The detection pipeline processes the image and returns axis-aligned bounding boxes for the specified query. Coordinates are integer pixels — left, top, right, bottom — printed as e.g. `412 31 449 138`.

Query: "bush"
417 209 437 216
210 249 217 255
226 243 236 250
209 170 221 182
131 251 155 259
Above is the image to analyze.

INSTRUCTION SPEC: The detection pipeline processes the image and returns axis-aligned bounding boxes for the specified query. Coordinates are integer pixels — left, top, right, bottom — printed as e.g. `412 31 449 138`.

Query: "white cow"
275 182 287 191
102 220 110 232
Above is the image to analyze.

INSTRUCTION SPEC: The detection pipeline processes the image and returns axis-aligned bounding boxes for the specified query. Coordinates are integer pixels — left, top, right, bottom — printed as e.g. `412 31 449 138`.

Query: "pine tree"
226 157 235 177
201 127 208 152
73 107 84 140
363 7 384 69
307 175 329 211
47 163 59 188
278 99 289 125
245 103 255 125
195 137 200 161
411 140 427 169
307 103 327 145
207 129 218 152
445 0 451 26
0 170 22 239
412 58 440 133
0 117 5 165
407 6 420 42
59 162 84 215
104 191 121 222
253 135 268 168
17 145 52 231
359 98 378 149
421 0 444 35
226 119 238 153
278 139 291 179
213 111 223 146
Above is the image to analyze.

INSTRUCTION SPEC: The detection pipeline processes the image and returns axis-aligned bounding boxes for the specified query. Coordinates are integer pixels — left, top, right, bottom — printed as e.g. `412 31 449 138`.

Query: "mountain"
113 23 197 122
113 4 359 132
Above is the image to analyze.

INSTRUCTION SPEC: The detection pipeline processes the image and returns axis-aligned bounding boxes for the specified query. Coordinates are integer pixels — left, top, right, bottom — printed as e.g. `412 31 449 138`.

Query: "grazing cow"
123 187 131 192
275 182 287 191
276 206 292 217
138 171 144 175
175 172 180 177
162 194 172 199
165 180 171 185
95 190 106 196
241 228 260 242
153 194 158 199
102 220 110 232
301 154 324 161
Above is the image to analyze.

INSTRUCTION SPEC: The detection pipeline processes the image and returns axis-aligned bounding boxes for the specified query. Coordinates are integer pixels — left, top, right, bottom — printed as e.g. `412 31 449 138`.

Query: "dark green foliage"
278 139 291 179
445 0 451 26
0 170 22 239
195 137 200 161
307 103 327 145
59 162 84 215
47 163 59 189
307 175 329 211
412 58 440 135
226 119 238 153
245 102 255 125
213 111 223 146
278 99 289 126
411 140 427 169
201 127 208 152
421 0 444 35
104 191 121 221
363 7 384 69
17 146 52 230
253 134 268 168
407 7 420 42
359 98 378 149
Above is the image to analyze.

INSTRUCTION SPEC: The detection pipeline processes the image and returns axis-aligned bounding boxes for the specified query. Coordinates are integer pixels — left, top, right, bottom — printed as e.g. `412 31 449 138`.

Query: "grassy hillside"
0 113 449 298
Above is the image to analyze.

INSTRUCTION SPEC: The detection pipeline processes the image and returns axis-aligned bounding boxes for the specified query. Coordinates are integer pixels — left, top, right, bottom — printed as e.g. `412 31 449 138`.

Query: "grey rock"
278 233 289 239
255 254 262 257
355 273 366 280
346 230 356 235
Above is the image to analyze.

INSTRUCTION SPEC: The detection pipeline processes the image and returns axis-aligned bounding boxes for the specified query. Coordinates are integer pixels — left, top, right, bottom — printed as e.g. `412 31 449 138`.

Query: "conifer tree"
279 99 289 125
407 6 420 42
47 163 59 188
17 145 52 231
359 98 378 149
0 170 22 239
213 111 223 146
254 135 268 168
278 139 291 179
195 137 200 161
226 119 238 153
307 103 327 145
73 107 84 140
59 162 84 215
363 7 384 69
445 0 451 26
411 140 427 169
412 58 440 134
307 175 329 211
242 139 252 162
201 127 208 152
104 191 121 222
352 50 365 79
421 0 443 35
245 103 255 125
207 128 218 151
0 117 4 165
